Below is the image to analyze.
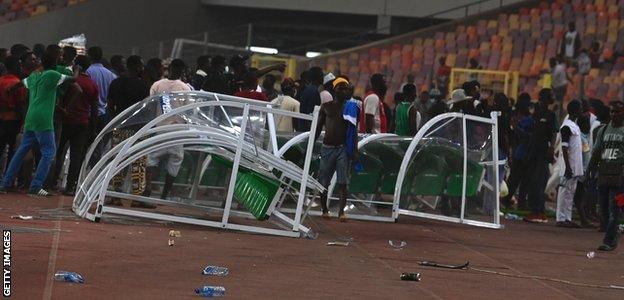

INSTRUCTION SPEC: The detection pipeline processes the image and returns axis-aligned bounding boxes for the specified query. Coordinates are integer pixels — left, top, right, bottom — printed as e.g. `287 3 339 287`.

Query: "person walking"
587 100 624 251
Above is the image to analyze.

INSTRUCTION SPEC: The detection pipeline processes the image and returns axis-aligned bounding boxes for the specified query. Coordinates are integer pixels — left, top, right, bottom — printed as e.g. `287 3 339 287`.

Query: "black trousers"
527 158 550 215
51 123 89 190
88 115 108 167
504 159 530 208
573 180 590 225
0 120 20 176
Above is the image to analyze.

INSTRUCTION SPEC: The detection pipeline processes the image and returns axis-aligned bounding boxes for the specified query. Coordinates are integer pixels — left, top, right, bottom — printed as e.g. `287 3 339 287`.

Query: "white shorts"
147 146 184 176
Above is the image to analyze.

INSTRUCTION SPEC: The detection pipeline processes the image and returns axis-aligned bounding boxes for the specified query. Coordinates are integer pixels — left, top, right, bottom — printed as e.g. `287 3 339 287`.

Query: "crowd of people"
0 41 621 251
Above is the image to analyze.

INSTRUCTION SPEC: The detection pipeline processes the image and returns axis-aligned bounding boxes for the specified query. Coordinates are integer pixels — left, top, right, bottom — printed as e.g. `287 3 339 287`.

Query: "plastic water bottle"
194 286 226 297
400 272 421 281
202 266 229 276
53 271 85 283
504 213 522 221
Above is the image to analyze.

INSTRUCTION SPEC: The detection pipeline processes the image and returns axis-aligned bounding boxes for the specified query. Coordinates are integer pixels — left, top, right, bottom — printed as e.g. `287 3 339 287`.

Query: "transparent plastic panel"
74 91 326 237
463 119 498 225
326 135 410 220
80 92 269 184
398 116 466 220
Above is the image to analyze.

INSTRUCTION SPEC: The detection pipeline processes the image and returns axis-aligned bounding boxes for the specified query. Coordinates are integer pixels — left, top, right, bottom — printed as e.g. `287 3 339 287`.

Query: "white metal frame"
393 112 503 229
74 93 323 238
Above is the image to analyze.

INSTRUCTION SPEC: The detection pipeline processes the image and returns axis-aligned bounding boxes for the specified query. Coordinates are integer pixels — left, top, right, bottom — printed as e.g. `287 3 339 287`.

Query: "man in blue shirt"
297 67 323 131
86 46 117 164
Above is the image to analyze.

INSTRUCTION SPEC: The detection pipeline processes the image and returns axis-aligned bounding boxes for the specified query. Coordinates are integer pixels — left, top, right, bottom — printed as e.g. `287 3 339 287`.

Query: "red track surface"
1 193 623 299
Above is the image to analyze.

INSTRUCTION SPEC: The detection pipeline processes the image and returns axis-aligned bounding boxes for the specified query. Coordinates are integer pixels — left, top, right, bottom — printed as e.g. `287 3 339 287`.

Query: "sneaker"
0 186 7 194
524 214 545 223
27 188 54 198
321 212 331 219
597 244 617 251
556 220 581 228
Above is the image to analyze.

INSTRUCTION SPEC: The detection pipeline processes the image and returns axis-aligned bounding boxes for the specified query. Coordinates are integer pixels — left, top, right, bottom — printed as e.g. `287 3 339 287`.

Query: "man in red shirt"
436 56 451 98
234 73 268 101
50 55 97 195
0 55 27 176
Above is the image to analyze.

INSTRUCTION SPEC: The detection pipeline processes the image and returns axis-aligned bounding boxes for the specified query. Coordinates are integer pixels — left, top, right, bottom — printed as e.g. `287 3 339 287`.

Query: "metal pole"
221 104 250 226
158 41 164 59
203 32 209 54
246 23 253 50
266 104 279 156
491 111 501 227
293 106 320 231
460 115 468 223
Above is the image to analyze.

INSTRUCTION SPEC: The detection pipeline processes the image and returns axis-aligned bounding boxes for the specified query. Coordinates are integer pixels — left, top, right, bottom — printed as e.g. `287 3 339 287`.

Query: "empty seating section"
318 0 624 102
0 0 86 24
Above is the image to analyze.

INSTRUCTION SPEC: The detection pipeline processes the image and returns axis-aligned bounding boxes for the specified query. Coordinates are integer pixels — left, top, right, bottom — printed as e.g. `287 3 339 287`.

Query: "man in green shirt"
0 51 75 197
587 100 624 251
394 83 420 136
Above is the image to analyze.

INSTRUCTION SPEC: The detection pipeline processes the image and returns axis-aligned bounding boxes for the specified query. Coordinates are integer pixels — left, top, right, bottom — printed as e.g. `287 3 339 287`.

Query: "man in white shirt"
551 57 570 119
560 22 581 60
271 78 300 132
144 59 191 201
556 100 583 228
361 73 387 133
577 49 591 100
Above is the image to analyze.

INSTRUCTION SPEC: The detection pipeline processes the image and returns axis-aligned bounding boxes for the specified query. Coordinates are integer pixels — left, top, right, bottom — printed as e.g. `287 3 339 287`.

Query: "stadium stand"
309 0 624 103
0 0 86 24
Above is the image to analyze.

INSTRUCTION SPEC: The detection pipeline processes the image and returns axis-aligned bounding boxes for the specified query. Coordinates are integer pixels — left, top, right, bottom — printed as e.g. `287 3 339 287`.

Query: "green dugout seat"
406 149 449 196
424 144 484 197
233 171 280 220
209 154 281 220
362 142 404 195
398 139 412 152
349 151 383 194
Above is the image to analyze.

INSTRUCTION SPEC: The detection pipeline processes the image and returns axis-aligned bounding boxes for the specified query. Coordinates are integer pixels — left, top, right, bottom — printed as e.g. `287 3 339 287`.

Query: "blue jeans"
598 186 621 247
318 145 350 188
1 130 56 191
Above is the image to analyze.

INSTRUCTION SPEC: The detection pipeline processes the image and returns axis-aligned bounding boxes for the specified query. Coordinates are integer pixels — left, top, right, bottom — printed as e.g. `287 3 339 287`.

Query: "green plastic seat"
424 144 484 197
233 172 280 220
363 142 404 195
398 139 413 152
407 151 448 196
349 151 382 194
445 160 484 197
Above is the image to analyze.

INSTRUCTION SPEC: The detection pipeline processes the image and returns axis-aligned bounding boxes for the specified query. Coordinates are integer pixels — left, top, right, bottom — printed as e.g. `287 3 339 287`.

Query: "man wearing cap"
314 77 356 222
447 89 473 113
320 73 335 104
